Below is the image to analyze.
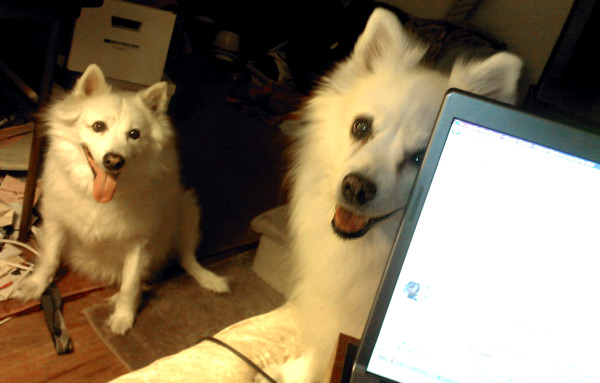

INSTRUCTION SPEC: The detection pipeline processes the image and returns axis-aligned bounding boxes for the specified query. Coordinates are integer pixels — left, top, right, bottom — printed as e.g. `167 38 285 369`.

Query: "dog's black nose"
103 153 125 171
342 173 377 205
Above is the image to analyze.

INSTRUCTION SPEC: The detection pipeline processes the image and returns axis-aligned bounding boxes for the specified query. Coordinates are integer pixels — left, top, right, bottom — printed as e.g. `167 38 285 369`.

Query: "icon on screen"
404 281 420 301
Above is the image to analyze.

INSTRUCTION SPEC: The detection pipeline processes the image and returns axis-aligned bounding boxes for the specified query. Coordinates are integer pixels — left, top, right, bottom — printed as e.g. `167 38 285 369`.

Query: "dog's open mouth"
332 205 400 239
82 144 119 203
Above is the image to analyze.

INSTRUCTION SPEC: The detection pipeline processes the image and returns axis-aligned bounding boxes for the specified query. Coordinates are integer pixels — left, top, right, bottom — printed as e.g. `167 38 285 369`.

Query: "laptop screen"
360 114 600 382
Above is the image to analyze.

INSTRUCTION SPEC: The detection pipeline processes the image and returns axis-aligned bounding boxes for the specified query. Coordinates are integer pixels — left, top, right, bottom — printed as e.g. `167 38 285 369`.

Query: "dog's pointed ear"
139 82 168 114
73 64 110 97
350 8 426 73
449 52 523 104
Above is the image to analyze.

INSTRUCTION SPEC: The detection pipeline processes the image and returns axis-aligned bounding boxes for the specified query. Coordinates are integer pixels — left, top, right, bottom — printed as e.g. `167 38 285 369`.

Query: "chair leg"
18 17 60 242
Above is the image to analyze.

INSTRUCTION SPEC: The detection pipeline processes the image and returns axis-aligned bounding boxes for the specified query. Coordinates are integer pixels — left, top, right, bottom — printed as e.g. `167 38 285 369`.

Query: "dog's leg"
256 301 342 383
176 192 229 293
262 336 338 383
17 221 66 301
256 349 328 383
256 338 336 383
179 252 230 293
107 245 143 334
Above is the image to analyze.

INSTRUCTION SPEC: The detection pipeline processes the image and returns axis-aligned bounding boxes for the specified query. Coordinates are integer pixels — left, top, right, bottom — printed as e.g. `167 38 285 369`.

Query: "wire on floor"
0 238 39 257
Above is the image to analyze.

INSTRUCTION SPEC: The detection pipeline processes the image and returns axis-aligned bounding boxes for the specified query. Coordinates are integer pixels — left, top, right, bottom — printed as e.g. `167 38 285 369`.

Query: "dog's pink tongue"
92 166 117 203
334 206 368 233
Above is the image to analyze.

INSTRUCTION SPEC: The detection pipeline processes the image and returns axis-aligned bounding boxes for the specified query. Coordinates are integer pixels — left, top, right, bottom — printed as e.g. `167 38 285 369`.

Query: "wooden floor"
0 287 129 383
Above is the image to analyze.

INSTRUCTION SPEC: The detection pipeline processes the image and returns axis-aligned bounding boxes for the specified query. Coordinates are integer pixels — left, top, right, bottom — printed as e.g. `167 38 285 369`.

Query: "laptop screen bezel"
350 88 600 383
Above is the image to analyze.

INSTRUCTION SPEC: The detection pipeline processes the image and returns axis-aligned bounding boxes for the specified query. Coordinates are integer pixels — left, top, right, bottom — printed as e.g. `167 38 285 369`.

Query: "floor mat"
83 251 285 371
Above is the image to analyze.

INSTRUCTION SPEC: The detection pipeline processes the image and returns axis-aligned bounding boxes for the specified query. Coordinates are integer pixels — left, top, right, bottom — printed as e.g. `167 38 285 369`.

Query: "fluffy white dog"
261 8 523 382
18 64 229 334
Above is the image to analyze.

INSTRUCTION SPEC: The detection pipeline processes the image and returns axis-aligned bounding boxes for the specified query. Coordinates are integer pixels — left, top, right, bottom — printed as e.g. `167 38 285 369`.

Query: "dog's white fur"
18 65 229 334
262 8 523 382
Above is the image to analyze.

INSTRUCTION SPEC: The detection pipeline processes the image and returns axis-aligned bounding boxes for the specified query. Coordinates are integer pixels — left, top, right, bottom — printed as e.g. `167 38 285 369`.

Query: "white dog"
18 64 229 334
261 8 523 382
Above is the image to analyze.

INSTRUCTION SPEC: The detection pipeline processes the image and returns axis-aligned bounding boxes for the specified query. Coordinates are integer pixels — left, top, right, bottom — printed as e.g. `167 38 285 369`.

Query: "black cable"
197 336 279 383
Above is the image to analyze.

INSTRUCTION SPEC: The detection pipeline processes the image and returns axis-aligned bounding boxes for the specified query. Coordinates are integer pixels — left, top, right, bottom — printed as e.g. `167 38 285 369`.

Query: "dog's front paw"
107 310 134 335
15 277 48 301
200 273 230 294
255 357 315 383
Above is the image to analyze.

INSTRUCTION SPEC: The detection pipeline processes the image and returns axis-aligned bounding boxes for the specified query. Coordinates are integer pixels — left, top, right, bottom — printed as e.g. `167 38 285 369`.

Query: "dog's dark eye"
128 129 141 140
92 121 107 133
127 129 141 140
351 116 373 140
412 150 426 166
397 149 427 173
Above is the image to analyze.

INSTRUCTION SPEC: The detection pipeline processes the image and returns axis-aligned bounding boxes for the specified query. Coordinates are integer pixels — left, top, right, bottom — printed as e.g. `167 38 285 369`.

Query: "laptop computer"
350 89 600 383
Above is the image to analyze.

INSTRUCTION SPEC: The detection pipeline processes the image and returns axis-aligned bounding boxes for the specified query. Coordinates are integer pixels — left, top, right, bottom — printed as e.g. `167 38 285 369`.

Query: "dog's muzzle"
332 173 400 239
82 144 121 203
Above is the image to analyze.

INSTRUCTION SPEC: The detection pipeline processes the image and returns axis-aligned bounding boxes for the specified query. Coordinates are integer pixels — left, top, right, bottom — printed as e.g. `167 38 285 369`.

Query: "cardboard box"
67 0 176 85
106 75 177 103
